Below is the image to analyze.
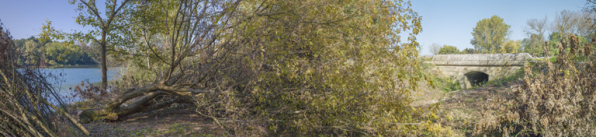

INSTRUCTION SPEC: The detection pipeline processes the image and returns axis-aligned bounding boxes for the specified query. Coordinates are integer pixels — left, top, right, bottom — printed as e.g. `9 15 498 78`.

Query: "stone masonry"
427 53 533 89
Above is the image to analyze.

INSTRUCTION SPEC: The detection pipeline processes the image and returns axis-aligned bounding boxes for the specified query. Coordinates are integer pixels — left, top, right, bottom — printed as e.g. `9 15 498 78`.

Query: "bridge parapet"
429 53 532 66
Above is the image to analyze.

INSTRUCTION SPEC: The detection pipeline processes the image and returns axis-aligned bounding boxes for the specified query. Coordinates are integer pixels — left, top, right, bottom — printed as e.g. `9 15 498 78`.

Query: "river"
41 67 121 103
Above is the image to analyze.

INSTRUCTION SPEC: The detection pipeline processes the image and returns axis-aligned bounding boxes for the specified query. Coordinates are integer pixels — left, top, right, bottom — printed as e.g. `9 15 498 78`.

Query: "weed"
474 34 596 136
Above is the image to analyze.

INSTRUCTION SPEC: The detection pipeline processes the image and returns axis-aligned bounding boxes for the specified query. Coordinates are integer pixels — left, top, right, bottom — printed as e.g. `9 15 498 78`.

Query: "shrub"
438 45 461 54
474 34 596 136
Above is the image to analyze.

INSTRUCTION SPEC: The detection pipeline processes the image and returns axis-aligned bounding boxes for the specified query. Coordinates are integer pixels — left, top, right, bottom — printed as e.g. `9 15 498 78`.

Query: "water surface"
41 67 121 103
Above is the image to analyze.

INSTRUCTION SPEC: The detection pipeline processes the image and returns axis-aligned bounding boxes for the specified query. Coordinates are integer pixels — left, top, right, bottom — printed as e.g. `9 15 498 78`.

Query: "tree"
79 0 244 123
552 10 578 36
546 32 564 56
522 34 546 56
471 15 511 53
461 48 478 54
39 19 57 46
430 43 441 55
521 10 594 57
501 40 521 53
523 17 548 56
552 10 594 37
79 0 450 135
44 42 96 65
438 45 460 54
24 40 42 65
70 0 132 91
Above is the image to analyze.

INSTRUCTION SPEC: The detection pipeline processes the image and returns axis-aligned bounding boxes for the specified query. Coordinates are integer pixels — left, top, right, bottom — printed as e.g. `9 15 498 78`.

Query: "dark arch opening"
465 71 489 86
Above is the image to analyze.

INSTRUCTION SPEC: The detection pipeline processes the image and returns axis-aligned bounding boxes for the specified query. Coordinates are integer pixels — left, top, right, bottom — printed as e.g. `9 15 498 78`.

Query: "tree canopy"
461 48 478 54
438 45 460 54
501 40 521 53
12 37 98 66
69 0 133 90
470 15 511 53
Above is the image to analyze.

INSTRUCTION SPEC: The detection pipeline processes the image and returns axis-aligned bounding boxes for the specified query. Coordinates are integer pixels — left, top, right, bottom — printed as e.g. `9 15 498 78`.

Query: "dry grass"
413 56 526 136
414 34 596 137
473 35 596 136
413 77 522 136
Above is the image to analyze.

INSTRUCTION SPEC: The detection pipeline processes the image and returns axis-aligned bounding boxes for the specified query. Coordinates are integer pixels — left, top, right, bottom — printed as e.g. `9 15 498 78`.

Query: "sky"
0 0 590 55
411 0 588 55
0 0 89 39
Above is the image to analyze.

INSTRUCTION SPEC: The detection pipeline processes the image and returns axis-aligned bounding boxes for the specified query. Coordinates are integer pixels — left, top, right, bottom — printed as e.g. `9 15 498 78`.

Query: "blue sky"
411 0 588 55
0 0 590 55
0 0 87 39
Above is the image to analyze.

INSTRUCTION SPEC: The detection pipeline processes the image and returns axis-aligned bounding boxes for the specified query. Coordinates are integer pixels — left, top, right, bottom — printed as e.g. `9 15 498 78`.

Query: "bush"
474 34 596 136
438 45 461 54
431 75 461 92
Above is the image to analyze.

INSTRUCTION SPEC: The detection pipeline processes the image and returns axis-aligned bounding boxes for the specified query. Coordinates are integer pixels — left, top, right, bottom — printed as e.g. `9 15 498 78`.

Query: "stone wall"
427 53 532 89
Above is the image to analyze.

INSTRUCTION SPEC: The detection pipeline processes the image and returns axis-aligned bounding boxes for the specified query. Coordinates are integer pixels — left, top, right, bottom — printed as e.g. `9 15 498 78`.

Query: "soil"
412 79 521 136
80 106 225 137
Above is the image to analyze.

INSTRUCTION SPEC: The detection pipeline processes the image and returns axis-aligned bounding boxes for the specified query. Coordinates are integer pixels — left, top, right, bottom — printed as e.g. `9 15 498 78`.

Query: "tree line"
13 36 99 66
431 10 595 56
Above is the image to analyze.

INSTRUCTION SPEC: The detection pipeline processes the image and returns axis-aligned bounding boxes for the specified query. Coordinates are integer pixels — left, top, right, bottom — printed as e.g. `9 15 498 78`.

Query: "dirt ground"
79 106 225 137
411 79 521 136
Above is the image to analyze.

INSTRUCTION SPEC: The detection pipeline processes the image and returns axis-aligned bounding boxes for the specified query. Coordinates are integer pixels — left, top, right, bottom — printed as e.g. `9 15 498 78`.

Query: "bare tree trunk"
101 32 108 91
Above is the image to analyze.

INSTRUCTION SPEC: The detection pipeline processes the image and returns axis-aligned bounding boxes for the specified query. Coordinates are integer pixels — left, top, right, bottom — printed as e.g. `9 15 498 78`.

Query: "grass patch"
422 62 461 92
431 76 461 92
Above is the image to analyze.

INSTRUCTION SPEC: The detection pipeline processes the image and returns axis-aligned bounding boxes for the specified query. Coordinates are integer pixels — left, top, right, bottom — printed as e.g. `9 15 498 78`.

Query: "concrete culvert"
465 71 489 87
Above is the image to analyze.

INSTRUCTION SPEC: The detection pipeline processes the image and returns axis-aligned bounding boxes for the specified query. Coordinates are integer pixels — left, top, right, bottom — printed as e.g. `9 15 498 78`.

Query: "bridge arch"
464 71 489 87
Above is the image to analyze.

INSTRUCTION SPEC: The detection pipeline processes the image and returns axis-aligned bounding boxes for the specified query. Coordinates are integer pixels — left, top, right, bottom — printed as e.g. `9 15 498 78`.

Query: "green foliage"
69 0 134 49
501 40 521 53
438 45 460 54
69 0 133 89
13 37 98 66
39 19 63 45
461 48 478 54
540 32 591 57
9 20 99 66
44 42 96 65
232 0 451 135
546 32 564 56
24 40 42 65
471 15 511 53
523 12 593 57
73 0 452 136
522 34 546 56
431 76 461 92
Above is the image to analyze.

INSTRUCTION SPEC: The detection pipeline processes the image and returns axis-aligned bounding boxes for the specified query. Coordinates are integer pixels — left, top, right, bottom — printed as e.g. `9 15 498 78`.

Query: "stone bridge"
426 53 533 89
